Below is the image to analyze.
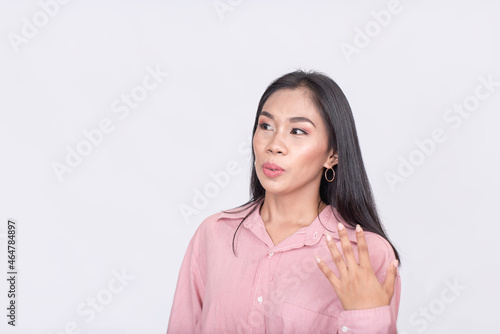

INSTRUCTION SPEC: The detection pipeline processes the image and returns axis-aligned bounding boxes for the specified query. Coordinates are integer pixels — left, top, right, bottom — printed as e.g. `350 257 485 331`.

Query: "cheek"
298 144 324 162
252 134 264 152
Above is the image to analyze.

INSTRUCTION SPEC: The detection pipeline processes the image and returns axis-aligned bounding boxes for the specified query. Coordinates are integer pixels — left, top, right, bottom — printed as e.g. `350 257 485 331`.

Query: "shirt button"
341 325 349 332
257 296 263 304
268 252 273 258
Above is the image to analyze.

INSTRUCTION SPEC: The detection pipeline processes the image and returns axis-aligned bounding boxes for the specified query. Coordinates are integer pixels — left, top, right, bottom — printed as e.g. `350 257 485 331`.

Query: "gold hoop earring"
324 167 335 182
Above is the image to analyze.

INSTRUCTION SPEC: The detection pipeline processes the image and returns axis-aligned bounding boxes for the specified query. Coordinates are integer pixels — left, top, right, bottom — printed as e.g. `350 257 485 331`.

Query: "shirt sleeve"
166 226 206 334
335 237 402 334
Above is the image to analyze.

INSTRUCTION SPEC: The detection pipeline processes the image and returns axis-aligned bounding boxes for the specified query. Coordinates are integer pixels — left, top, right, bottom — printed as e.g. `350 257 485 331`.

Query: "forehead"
261 88 320 119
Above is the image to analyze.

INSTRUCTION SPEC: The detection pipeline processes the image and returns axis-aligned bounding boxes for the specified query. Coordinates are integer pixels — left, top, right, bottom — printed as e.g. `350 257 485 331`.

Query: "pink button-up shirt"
167 198 401 333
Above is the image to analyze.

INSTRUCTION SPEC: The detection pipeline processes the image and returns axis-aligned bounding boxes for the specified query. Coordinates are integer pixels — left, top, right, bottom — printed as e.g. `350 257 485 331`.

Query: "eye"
259 123 272 130
292 128 308 135
258 123 307 135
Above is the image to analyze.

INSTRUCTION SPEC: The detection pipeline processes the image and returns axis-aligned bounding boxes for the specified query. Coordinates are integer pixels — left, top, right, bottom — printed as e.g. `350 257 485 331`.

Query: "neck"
259 193 327 228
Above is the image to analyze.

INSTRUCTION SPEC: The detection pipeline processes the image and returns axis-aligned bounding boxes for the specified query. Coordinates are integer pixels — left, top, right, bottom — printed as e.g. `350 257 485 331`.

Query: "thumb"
382 259 398 297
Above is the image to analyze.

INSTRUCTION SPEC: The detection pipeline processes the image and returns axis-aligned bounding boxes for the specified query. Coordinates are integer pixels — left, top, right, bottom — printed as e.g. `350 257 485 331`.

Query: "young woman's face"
253 87 335 195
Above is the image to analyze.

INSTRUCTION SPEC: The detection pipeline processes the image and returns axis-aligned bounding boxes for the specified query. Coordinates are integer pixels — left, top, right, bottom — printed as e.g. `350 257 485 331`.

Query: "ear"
324 149 339 169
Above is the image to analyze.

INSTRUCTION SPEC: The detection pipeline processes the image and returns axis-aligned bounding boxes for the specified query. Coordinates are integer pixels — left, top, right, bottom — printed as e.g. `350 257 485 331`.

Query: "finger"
325 232 348 279
355 224 373 270
315 255 341 288
337 222 358 270
382 259 399 297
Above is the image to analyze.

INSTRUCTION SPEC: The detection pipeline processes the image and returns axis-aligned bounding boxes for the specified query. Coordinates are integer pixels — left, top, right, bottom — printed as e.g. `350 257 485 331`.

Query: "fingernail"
315 256 321 263
355 224 362 232
393 259 398 269
337 222 344 231
325 232 332 242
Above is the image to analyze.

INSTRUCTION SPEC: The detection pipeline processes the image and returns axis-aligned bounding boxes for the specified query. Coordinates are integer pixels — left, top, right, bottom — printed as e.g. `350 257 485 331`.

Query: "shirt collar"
217 198 358 247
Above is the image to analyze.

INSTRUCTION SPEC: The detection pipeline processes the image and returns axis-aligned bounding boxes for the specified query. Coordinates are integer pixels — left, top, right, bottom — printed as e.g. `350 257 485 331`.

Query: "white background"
1 0 499 333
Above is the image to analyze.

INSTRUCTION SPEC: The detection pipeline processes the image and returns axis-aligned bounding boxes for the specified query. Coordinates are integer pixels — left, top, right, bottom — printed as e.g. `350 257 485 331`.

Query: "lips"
262 162 284 171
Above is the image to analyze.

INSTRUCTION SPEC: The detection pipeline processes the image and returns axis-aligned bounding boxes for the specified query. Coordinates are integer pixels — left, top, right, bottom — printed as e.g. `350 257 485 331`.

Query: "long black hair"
222 69 400 265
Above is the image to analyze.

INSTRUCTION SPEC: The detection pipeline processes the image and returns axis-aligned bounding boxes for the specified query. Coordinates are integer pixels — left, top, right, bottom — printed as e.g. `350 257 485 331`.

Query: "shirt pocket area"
276 301 338 333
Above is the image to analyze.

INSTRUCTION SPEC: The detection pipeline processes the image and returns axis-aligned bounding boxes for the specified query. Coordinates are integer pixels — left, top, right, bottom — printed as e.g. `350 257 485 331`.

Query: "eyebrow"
259 111 316 128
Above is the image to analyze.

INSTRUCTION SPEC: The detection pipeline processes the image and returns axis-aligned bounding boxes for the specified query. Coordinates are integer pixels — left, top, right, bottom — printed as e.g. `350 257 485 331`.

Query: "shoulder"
363 231 394 258
209 200 261 225
194 200 261 237
361 230 397 277
330 207 396 275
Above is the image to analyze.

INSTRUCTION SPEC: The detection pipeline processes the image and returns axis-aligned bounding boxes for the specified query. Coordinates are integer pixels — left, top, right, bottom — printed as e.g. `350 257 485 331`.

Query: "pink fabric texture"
167 198 401 333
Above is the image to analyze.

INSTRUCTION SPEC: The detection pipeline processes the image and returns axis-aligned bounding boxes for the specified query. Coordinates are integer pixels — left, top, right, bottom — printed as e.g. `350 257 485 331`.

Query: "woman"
167 70 401 333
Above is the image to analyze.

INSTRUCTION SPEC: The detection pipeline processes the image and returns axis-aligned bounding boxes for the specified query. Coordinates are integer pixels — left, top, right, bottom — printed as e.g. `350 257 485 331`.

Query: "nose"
266 131 288 155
